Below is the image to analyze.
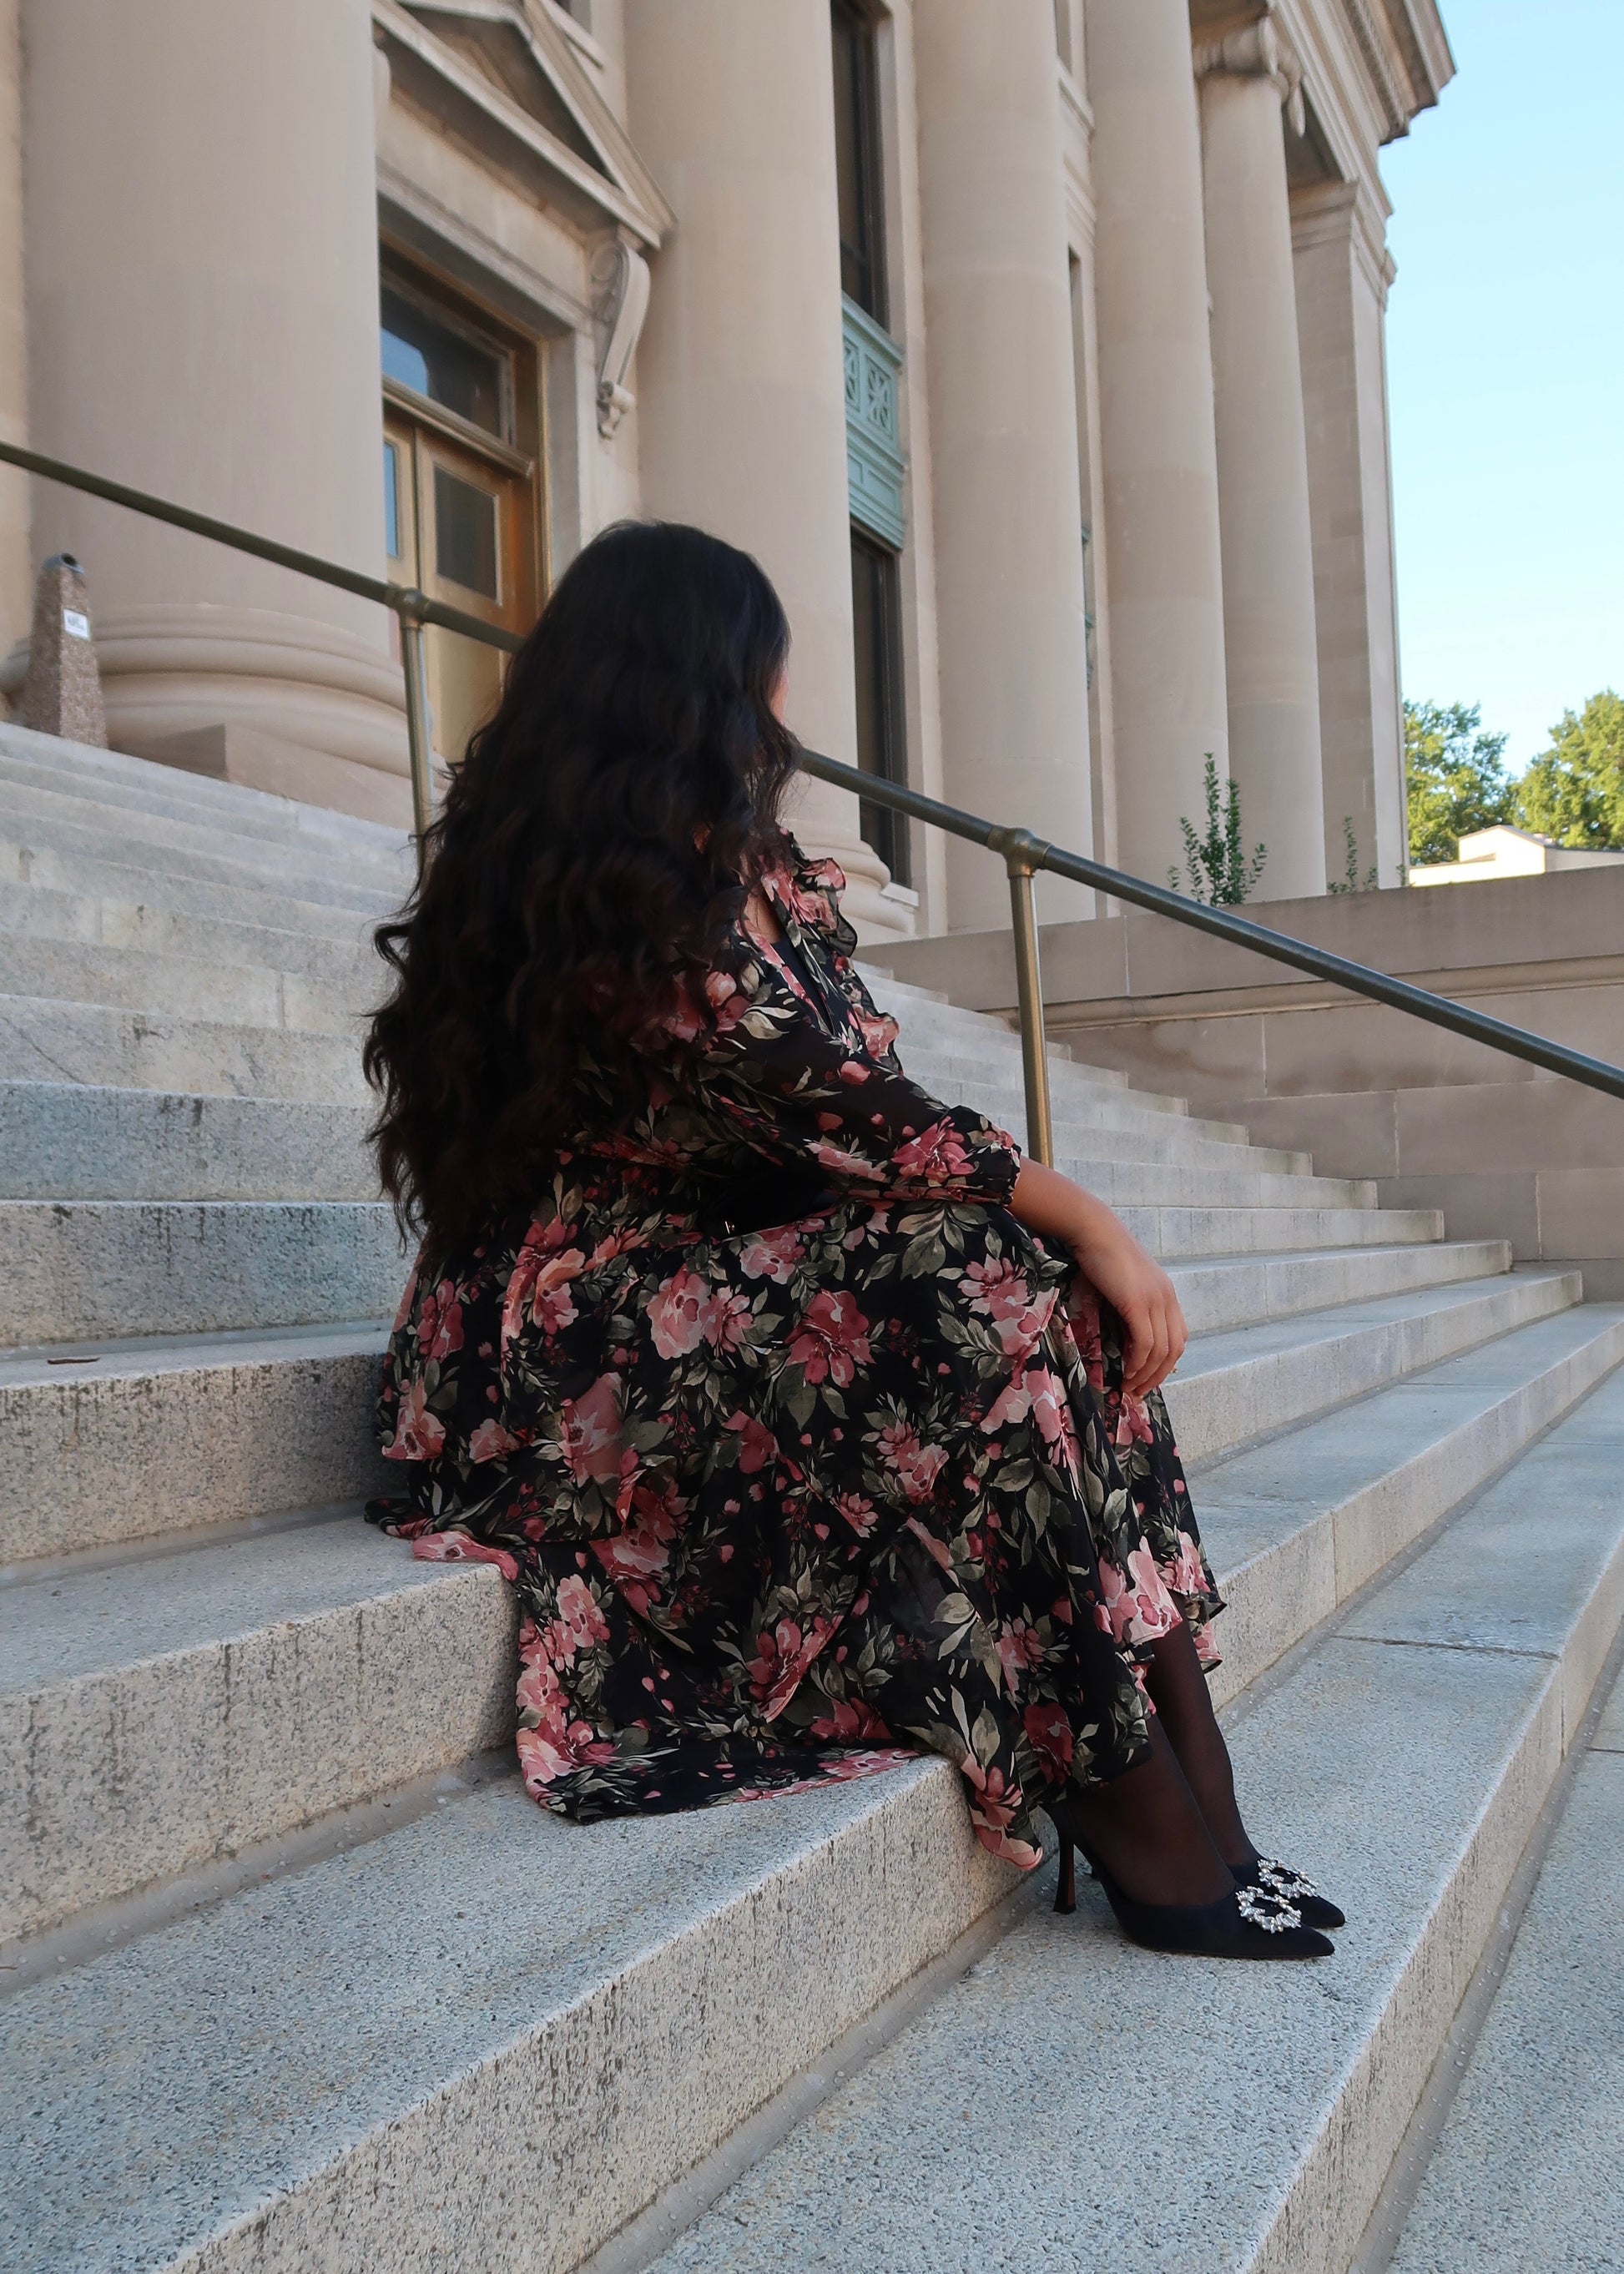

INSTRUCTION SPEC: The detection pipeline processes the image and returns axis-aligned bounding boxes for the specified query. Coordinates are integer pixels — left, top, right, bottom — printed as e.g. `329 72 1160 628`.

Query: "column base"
3 602 411 822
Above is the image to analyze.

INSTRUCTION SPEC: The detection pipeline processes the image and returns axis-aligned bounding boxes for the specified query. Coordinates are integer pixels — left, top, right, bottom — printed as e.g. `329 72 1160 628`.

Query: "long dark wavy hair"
364 519 801 1253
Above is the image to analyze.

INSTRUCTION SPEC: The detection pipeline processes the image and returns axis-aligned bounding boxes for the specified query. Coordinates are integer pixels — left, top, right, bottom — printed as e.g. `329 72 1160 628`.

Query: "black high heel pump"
1051 1828 1334 1959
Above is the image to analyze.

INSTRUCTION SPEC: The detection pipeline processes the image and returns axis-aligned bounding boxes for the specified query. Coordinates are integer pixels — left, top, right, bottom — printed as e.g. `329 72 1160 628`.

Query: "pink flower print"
703 966 752 1032
981 1379 1031 1434
961 1755 1041 1867
1115 1391 1155 1450
836 1490 879 1538
964 1258 1057 1360
1067 1282 1106 1387
739 1224 803 1283
995 1617 1046 1699
385 1377 446 1462
724 1410 779 1475
1093 1537 1181 1649
648 1265 711 1359
1028 1369 1081 1476
701 1285 754 1354
809 1696 894 1743
1022 1701 1074 1784
878 1421 947 1505
788 1289 872 1387
854 1007 900 1060
593 1477 680 1616
555 1573 611 1656
891 1118 974 1188
558 1371 623 1485
407 1527 517 1583
1167 1529 1208 1597
744 1615 835 1719
502 1220 584 1351
468 1418 521 1463
417 1278 465 1363
905 1515 956 1575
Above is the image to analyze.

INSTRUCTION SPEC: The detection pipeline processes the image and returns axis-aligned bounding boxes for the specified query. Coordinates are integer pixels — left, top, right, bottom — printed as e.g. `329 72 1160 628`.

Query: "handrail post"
396 589 435 860
990 826 1055 1168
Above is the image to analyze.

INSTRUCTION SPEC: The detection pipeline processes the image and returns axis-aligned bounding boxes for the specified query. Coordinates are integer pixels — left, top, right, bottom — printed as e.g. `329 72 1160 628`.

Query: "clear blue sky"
1380 0 1624 771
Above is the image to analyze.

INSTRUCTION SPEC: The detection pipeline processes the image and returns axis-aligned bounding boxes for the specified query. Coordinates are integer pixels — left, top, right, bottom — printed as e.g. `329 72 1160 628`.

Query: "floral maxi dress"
369 848 1223 1869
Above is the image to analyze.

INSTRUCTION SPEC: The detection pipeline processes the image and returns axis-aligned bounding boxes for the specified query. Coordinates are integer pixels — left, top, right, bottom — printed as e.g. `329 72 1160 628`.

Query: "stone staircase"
2 721 1620 2273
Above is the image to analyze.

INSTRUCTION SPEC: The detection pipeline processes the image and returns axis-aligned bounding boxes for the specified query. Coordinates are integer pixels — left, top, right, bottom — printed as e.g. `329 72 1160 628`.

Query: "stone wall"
877 869 1624 1295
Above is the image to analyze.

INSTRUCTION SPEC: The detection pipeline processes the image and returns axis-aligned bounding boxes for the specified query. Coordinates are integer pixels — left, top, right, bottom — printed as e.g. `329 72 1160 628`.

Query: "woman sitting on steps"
362 519 1341 1960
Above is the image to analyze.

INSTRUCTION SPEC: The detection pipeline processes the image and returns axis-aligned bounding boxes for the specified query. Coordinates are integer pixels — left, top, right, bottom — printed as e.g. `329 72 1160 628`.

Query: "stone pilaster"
19 0 405 819
1293 181 1407 890
913 0 1094 929
1198 11 1328 899
622 0 895 935
1082 0 1230 891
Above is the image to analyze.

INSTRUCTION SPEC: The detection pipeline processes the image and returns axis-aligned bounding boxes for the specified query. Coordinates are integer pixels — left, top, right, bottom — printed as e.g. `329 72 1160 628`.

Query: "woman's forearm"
1011 1157 1118 1248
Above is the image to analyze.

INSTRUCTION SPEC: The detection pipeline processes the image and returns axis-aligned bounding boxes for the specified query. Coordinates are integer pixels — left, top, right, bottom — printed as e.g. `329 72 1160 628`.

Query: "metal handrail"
4 435 1621 1167
0 438 522 843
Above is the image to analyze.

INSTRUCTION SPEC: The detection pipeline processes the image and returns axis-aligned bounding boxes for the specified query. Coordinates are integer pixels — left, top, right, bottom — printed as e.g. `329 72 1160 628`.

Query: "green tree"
1511 689 1624 850
1404 698 1514 867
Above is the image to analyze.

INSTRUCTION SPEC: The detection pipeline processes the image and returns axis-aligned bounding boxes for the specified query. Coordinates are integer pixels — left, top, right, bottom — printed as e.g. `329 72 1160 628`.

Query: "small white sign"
63 608 90 640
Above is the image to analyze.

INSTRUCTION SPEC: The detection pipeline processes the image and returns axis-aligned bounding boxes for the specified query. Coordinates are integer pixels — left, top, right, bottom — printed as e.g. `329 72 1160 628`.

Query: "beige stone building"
0 0 1450 942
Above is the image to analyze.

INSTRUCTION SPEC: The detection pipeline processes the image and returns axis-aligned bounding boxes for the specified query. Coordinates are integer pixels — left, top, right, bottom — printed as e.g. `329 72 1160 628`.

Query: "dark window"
381 283 507 439
850 530 909 886
831 1 886 324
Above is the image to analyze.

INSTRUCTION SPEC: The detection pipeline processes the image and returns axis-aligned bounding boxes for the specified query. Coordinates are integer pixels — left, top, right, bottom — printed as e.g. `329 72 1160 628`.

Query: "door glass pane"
381 285 507 437
383 441 401 561
434 466 499 597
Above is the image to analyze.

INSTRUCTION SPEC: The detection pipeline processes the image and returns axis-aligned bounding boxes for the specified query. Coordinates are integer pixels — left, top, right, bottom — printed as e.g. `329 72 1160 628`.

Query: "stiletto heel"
1054 1832 1077 1914
1056 1824 1334 1960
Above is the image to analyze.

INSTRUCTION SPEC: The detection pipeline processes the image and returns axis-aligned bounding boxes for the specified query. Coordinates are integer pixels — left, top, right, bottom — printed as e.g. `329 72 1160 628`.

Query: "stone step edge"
0 1240 1510 1566
1241 1505 1624 2274
18 1338 1623 2274
10 1301 1616 1951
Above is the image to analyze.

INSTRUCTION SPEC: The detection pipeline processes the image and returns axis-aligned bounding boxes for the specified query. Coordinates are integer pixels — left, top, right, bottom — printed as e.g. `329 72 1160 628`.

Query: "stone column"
1083 0 1229 890
1294 182 1406 890
913 0 1094 931
623 0 895 936
20 0 405 819
1198 16 1327 899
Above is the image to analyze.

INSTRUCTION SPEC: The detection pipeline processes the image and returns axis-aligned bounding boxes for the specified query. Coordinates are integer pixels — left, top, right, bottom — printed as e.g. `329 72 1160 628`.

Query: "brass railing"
5 434 1623 1168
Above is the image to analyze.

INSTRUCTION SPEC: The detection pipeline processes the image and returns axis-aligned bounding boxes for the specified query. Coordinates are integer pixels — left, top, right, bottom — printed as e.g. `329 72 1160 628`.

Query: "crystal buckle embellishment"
1236 1880 1304 1934
1257 1857 1321 1903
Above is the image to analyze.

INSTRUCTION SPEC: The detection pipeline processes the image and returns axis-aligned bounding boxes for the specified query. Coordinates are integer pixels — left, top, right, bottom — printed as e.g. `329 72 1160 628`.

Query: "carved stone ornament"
590 235 651 439
1193 9 1307 134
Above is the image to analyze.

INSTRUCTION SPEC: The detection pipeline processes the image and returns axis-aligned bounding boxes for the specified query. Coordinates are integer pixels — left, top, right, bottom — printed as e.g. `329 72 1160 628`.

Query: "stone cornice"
375 0 673 247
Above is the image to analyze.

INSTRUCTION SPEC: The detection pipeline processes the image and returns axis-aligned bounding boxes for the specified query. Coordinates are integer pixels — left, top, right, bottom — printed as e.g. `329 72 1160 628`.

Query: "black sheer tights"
1049 1621 1258 1908
1143 1618 1258 1872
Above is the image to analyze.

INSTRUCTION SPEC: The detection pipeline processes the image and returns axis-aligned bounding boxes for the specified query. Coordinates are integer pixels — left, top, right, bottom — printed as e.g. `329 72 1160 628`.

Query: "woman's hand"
1011 1158 1188 1399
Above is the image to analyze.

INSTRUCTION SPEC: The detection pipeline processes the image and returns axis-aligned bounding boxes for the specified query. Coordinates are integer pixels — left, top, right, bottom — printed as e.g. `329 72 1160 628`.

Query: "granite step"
3 1284 1602 1939
0 875 385 986
1385 1661 1624 2274
0 777 409 903
0 1320 389 1563
4 1321 1619 2274
0 722 413 863
0 996 372 1101
0 1198 406 1346
0 831 392 940
1163 1268 1577 1465
0 1244 1515 1570
0 1193 1457 1350
0 936 359 1032
0 1076 1300 1205
628 1359 1624 2274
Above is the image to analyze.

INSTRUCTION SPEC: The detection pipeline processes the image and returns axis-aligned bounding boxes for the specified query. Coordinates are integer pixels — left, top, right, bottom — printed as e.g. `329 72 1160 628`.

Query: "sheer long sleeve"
691 967 1021 1208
